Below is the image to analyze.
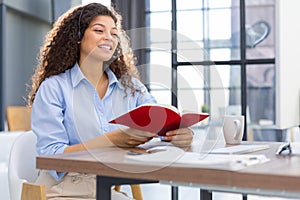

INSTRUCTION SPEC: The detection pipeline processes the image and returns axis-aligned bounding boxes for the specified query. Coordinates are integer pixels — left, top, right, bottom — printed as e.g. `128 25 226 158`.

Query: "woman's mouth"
98 44 112 50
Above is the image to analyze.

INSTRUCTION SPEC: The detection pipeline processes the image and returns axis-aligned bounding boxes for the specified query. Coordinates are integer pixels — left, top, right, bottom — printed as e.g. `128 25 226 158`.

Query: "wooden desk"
36 142 300 200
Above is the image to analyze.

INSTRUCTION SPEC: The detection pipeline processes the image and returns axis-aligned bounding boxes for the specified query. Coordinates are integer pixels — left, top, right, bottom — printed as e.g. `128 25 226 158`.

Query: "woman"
28 3 193 199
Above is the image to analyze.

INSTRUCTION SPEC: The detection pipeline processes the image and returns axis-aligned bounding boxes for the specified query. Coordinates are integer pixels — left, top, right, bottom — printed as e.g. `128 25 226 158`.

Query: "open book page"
128 103 180 115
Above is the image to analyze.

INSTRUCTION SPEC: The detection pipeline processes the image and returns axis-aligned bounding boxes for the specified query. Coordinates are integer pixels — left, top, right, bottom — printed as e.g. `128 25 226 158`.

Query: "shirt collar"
70 63 85 88
70 63 122 88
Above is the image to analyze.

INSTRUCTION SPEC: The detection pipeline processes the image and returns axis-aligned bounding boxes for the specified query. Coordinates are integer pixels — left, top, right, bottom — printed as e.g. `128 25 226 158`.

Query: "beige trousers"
35 171 133 200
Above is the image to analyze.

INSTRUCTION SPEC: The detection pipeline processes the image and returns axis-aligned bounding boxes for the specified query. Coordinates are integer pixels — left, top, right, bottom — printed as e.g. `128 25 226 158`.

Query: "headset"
78 6 86 40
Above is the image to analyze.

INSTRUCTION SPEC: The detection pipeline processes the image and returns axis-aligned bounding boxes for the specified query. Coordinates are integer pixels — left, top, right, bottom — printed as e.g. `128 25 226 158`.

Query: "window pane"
150 28 171 44
177 65 205 112
178 65 205 89
178 89 205 113
177 48 206 62
149 51 171 90
177 10 204 62
208 9 231 40
245 0 275 59
208 0 234 8
149 12 171 30
176 65 241 118
177 10 203 40
208 65 237 89
149 51 171 69
209 48 231 61
150 90 171 105
146 0 171 12
206 6 241 61
228 2 241 60
220 65 242 119
177 0 203 10
247 64 275 125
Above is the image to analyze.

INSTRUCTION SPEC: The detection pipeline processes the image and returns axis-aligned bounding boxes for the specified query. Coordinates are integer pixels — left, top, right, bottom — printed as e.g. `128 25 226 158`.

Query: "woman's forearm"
64 128 154 153
64 130 120 153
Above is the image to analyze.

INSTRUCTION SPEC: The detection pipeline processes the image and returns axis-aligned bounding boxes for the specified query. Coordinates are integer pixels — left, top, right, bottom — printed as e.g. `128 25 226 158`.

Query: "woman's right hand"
106 128 157 148
65 128 157 153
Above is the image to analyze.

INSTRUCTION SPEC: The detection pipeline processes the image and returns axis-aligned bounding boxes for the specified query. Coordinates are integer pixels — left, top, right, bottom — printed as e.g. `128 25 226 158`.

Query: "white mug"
222 115 245 145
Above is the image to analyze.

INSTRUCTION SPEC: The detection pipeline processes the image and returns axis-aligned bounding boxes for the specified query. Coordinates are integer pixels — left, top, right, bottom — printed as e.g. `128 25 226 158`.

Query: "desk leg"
96 176 158 200
200 189 212 200
97 176 112 200
171 186 178 200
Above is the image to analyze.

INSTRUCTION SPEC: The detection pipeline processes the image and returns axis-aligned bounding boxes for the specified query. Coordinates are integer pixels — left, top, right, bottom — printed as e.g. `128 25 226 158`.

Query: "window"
146 0 276 139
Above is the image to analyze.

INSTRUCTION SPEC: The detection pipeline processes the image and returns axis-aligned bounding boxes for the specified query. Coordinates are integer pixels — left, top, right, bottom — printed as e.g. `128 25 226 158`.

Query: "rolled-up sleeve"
31 78 69 180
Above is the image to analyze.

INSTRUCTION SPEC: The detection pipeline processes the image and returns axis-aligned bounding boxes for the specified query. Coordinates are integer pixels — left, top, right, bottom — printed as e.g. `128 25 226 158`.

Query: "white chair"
6 131 143 200
8 130 39 200
0 131 24 200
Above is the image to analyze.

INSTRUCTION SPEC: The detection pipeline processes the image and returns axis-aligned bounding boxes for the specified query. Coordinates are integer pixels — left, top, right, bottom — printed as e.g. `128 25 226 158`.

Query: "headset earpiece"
78 31 82 40
78 6 85 40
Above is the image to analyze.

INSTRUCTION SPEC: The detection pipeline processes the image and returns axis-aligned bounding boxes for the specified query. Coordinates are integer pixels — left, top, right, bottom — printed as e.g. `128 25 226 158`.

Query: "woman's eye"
95 29 103 33
112 34 119 39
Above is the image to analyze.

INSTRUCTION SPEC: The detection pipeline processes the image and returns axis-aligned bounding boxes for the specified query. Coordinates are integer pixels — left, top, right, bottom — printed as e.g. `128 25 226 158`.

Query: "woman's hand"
65 128 191 153
66 128 156 152
106 128 157 148
162 128 193 148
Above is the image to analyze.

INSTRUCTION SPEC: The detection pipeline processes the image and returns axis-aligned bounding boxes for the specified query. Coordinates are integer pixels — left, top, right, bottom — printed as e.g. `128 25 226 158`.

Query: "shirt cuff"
49 170 66 181
48 144 68 181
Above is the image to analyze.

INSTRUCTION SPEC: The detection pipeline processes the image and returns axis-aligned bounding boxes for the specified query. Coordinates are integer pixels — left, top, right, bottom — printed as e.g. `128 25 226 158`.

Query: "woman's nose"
104 31 113 40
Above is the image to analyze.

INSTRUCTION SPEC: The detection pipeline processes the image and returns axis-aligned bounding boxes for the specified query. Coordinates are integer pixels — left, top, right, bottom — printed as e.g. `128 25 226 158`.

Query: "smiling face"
79 15 119 64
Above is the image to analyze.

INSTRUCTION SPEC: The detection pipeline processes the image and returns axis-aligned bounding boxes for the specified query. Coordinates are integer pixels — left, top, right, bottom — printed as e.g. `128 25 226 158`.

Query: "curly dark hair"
27 3 140 106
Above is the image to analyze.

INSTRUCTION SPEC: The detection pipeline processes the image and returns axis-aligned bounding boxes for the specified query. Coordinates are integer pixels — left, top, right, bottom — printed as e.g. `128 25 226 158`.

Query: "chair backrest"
6 106 32 131
0 132 24 200
8 130 38 200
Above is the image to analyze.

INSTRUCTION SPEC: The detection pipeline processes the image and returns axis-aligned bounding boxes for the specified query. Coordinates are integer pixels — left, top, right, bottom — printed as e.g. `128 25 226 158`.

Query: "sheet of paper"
291 142 300 155
208 144 270 154
125 146 270 171
176 152 270 169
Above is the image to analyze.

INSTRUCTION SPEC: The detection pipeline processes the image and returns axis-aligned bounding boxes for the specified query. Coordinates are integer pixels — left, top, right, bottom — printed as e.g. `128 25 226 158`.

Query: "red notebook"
109 104 209 136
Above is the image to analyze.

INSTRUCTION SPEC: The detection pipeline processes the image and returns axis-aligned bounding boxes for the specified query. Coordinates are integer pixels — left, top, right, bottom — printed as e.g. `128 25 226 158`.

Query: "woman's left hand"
162 128 193 148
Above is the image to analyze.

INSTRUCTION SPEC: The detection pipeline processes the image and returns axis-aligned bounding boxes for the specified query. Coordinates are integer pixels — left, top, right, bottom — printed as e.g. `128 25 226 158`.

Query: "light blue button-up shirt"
31 63 156 180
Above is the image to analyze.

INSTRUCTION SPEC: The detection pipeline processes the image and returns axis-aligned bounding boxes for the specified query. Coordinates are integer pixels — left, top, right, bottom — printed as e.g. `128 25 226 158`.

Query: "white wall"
276 0 300 129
